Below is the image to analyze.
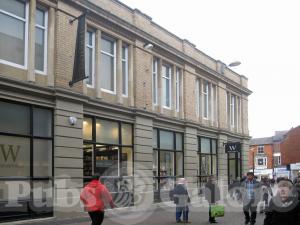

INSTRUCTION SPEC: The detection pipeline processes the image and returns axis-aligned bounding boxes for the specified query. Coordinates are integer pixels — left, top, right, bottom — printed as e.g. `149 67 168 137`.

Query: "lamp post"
217 60 241 74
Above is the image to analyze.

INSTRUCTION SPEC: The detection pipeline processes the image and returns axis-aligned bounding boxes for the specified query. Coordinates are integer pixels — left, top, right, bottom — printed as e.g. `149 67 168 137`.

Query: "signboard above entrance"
225 142 241 153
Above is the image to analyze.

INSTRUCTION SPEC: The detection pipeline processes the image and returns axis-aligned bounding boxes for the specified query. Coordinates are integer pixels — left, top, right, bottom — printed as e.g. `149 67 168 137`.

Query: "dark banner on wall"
225 142 241 153
69 13 88 87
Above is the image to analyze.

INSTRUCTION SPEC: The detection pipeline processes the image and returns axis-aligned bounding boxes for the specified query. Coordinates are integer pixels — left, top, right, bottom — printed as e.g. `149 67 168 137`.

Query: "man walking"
241 172 261 225
173 178 191 223
80 174 115 225
205 175 220 224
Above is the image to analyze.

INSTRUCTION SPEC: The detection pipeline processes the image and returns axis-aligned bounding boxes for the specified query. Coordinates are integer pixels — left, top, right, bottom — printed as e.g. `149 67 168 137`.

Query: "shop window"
83 117 134 207
153 129 183 202
197 137 218 189
0 100 53 220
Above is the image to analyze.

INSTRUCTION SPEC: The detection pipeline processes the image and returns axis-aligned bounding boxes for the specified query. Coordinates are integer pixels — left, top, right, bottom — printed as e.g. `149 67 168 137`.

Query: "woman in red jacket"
80 174 115 225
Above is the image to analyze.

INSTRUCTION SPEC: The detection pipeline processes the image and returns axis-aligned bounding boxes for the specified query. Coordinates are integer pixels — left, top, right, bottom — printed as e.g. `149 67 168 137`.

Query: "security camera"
68 116 77 126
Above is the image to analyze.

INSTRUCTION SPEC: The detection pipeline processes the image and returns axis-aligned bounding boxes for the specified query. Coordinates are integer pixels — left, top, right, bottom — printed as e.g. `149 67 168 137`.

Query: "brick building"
0 0 251 222
249 131 289 179
281 126 300 178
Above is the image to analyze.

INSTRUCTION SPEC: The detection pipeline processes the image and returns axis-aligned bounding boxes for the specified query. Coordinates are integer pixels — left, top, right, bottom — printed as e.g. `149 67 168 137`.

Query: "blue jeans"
176 206 189 222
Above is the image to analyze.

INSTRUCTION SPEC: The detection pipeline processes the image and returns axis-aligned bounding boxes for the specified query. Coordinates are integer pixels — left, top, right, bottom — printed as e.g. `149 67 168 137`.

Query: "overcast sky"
120 0 300 138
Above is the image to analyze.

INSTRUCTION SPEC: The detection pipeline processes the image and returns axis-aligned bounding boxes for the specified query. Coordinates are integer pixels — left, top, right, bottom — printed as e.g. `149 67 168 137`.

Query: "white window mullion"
195 79 200 117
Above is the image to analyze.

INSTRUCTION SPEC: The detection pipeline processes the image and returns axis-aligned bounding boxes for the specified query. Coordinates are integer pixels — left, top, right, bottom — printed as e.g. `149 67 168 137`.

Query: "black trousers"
88 211 105 225
243 201 257 224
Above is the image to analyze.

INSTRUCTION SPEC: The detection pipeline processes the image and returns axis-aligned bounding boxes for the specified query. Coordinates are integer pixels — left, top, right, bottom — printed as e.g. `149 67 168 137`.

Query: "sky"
120 0 300 138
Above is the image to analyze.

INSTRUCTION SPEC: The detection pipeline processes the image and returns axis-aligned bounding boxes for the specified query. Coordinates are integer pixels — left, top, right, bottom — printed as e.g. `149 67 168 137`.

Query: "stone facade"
0 0 251 221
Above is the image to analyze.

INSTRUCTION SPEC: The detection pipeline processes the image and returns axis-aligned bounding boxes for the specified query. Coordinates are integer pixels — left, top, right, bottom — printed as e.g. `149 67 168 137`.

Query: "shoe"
209 221 218 224
245 220 250 225
183 221 191 224
176 219 182 223
250 223 255 225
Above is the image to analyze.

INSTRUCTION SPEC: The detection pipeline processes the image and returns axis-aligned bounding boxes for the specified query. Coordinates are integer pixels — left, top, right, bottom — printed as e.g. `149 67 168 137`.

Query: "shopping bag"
211 204 225 217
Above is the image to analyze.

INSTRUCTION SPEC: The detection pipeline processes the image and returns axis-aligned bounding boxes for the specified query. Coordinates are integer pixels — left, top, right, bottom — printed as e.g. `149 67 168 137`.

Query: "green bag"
210 204 225 217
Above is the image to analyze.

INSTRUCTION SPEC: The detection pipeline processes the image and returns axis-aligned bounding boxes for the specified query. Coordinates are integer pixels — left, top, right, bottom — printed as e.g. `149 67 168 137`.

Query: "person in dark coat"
241 172 261 225
205 175 220 224
264 179 300 225
173 178 191 223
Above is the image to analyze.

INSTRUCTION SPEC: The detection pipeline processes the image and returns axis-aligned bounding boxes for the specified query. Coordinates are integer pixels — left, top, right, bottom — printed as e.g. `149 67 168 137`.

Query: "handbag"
210 204 225 217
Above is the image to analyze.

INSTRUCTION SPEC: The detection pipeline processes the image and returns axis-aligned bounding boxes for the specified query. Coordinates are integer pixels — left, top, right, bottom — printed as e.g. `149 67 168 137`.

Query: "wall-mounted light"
144 43 153 50
69 116 77 126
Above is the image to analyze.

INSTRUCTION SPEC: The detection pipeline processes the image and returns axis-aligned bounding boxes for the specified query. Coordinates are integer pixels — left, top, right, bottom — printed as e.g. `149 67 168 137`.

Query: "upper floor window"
100 35 116 93
202 81 209 119
175 68 181 112
196 79 217 121
0 0 28 68
35 7 47 73
274 155 281 166
257 146 264 154
256 157 267 167
227 92 241 128
152 58 158 105
162 64 171 108
195 79 200 117
122 45 128 96
85 30 95 87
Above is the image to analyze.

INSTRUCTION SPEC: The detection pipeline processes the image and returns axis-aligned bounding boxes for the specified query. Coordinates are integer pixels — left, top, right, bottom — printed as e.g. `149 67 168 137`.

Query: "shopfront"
197 137 218 190
152 129 184 202
0 100 53 222
82 116 134 207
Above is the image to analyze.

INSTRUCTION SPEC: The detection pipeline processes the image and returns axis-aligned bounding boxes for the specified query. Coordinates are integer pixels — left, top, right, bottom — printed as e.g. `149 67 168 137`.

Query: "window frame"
195 79 200 117
34 6 48 75
162 64 172 109
122 44 129 97
100 35 117 94
152 58 158 105
256 157 267 167
0 0 29 70
257 146 264 154
85 29 95 88
202 81 209 119
175 68 180 112
153 128 184 202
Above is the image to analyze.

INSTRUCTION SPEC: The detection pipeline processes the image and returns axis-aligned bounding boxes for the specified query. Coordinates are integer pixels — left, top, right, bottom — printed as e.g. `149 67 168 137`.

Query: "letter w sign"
225 142 241 153
0 145 20 162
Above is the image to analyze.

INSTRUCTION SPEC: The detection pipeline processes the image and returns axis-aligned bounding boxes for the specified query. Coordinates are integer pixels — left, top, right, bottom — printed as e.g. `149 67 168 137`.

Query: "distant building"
249 131 288 180
280 126 300 178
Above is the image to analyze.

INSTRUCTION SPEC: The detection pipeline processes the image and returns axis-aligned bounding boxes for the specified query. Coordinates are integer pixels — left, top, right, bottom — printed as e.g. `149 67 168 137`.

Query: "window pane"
33 107 52 137
33 139 52 177
121 123 132 145
36 8 45 26
160 130 174 150
95 145 119 176
229 159 237 182
211 139 217 154
166 78 170 106
0 136 30 176
35 27 44 71
33 181 52 204
153 150 158 176
200 154 211 175
86 31 93 46
101 37 114 54
96 119 119 144
176 152 183 176
0 101 30 135
175 133 183 151
122 60 127 95
100 54 114 91
153 129 157 148
0 181 30 201
121 147 133 176
83 117 93 140
0 0 25 18
85 47 93 85
122 46 126 60
83 144 93 177
0 13 25 65
200 138 210 154
212 155 217 175
160 151 174 188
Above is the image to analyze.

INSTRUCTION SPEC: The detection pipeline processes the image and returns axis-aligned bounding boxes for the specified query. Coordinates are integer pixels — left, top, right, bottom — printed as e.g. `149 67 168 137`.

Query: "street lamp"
217 60 241 74
228 61 241 67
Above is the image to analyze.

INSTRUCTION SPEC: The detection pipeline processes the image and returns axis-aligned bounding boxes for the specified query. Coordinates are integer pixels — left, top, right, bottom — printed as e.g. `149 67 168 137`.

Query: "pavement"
4 202 265 225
